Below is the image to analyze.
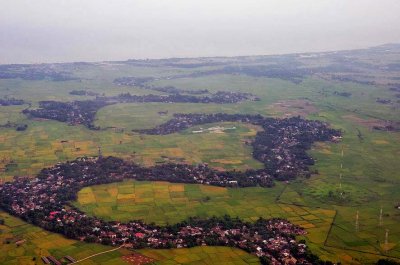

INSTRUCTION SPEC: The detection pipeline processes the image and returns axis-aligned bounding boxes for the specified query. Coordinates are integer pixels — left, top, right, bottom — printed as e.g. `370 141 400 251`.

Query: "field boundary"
71 245 123 264
275 181 400 261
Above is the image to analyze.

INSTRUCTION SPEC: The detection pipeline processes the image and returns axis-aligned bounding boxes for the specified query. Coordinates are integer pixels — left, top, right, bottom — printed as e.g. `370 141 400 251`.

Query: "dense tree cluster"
389 84 400 92
0 65 77 81
15 124 28 131
147 65 309 84
69 90 99 96
134 113 341 181
0 97 25 106
114 91 258 104
23 107 340 182
23 100 110 129
333 91 352 97
114 76 209 94
376 259 400 265
385 63 400 71
145 85 209 95
114 76 154 86
331 75 376 85
0 121 28 131
114 76 259 98
0 156 328 264
23 91 258 129
220 66 308 84
376 98 392 104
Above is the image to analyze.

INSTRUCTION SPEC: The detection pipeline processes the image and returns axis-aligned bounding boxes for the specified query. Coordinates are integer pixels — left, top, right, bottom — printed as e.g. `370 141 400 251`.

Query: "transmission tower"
385 229 389 244
98 146 102 158
385 229 389 252
355 210 359 232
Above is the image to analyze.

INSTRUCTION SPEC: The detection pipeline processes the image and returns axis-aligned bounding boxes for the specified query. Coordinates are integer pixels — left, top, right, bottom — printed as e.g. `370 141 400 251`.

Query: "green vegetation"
0 210 257 265
74 180 334 226
139 246 260 265
1 51 400 264
0 120 262 182
95 103 245 130
0 210 128 265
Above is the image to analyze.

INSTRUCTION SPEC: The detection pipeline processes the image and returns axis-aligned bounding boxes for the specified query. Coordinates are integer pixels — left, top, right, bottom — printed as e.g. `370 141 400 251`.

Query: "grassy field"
0 59 400 264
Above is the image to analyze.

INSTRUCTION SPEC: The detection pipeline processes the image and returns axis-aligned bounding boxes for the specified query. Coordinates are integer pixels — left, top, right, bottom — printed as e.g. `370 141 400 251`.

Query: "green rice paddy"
0 61 399 264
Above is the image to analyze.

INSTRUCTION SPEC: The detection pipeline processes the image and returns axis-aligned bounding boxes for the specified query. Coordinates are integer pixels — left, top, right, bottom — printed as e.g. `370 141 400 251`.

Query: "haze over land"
2 1 400 264
1 0 400 64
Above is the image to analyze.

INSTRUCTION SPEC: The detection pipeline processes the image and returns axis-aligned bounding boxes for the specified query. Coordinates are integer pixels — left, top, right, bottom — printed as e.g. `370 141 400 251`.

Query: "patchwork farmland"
1 45 400 264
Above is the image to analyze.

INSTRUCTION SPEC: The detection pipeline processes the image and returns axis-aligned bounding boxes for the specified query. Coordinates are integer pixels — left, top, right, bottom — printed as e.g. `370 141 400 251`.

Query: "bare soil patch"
122 252 155 264
211 159 242 164
342 115 390 129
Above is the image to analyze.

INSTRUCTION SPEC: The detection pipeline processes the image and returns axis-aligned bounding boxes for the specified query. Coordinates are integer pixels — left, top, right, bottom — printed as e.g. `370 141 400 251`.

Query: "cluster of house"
333 91 352 97
23 100 109 130
0 156 317 264
0 97 25 106
0 64 77 81
114 76 209 95
376 98 392 104
18 111 340 185
69 89 99 96
135 113 342 181
113 90 258 104
114 75 260 102
23 91 258 129
3 111 340 263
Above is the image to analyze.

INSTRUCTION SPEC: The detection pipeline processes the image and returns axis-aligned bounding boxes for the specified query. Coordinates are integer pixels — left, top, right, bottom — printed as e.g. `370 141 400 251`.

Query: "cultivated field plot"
0 121 262 182
277 106 400 263
131 122 263 170
0 122 99 181
139 246 261 265
94 103 245 131
0 210 263 265
0 210 130 265
74 180 336 251
1 46 400 264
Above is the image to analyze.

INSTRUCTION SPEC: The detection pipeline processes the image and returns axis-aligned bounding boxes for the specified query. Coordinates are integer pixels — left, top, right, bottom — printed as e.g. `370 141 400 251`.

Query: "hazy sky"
1 0 400 64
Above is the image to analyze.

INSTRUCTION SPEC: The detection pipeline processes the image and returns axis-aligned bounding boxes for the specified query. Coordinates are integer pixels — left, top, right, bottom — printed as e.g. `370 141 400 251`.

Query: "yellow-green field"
139 247 260 265
1 59 400 264
73 179 340 261
0 210 128 265
0 210 260 265
74 180 335 228
0 121 262 181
